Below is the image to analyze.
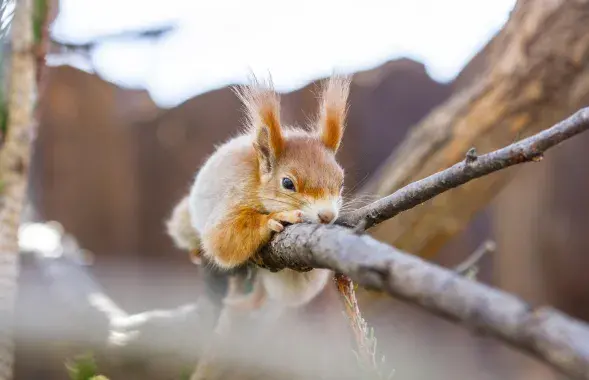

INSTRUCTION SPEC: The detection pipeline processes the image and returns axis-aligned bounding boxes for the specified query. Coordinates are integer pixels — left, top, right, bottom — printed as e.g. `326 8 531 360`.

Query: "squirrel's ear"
234 76 283 173
316 75 351 153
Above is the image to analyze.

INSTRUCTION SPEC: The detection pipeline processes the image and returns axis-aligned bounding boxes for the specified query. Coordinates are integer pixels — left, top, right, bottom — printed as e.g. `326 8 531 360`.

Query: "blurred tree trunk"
0 0 39 378
362 0 589 258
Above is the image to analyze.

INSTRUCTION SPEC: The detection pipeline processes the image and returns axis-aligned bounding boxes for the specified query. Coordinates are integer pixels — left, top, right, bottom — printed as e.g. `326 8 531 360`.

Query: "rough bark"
360 0 589 257
258 223 589 379
0 0 37 378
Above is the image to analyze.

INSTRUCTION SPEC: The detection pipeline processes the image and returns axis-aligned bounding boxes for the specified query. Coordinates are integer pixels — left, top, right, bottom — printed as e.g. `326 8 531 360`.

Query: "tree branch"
254 108 589 379
258 223 589 379
336 107 589 230
359 0 589 257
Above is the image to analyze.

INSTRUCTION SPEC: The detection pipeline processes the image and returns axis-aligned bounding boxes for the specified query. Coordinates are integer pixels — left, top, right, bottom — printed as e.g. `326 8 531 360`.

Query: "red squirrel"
167 75 350 309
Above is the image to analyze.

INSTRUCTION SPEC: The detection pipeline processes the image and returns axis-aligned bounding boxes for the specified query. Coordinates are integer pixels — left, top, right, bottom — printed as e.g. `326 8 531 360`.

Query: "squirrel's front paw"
267 210 304 232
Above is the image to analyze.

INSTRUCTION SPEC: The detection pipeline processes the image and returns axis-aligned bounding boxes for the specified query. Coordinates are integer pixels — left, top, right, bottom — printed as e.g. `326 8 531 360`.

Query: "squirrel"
166 74 350 311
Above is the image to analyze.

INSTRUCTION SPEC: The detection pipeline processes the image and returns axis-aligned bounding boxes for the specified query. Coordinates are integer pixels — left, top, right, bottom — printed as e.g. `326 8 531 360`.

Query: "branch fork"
252 107 589 379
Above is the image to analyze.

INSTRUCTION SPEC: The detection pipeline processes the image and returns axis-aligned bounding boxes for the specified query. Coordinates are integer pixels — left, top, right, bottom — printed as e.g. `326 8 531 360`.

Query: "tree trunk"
0 0 38 378
362 0 589 257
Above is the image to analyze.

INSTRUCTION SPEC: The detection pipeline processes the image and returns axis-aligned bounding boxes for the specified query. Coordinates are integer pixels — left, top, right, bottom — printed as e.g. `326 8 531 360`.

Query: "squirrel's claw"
267 210 304 232
273 210 304 224
268 219 284 232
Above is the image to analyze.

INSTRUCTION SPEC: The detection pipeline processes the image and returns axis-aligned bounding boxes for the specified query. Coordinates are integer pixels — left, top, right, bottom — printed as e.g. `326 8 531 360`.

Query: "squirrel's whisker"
257 197 301 208
342 173 371 198
272 188 311 207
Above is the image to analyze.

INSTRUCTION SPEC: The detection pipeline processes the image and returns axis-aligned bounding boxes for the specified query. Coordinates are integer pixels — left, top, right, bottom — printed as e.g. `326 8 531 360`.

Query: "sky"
50 0 516 108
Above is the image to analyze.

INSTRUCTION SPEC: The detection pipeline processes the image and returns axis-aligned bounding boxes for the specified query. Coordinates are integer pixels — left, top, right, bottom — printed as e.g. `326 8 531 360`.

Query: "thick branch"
258 224 589 379
254 107 589 378
337 107 589 230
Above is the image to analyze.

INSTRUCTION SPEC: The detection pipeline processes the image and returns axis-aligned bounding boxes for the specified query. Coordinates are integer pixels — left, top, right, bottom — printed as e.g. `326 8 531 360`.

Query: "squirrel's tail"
166 195 201 253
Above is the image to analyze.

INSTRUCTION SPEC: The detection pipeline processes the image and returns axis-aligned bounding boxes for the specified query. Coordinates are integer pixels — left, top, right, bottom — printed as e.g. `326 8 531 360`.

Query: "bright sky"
50 0 516 108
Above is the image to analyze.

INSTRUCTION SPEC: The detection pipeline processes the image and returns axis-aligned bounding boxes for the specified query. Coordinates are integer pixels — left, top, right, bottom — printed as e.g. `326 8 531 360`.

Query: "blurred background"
6 0 589 378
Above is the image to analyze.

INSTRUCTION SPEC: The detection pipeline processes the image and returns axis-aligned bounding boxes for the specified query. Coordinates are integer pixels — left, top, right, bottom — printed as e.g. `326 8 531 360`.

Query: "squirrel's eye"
281 177 296 191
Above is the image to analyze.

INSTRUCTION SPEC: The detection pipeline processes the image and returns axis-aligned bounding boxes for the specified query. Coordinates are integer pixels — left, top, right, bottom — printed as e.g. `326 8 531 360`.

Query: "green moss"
0 103 6 140
65 353 103 380
32 0 47 44
179 367 193 380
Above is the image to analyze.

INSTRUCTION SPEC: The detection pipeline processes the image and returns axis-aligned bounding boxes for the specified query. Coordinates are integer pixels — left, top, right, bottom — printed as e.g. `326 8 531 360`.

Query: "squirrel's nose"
318 210 335 224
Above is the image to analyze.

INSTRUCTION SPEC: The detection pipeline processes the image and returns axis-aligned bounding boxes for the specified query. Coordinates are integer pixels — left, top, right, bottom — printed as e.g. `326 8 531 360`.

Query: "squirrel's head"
234 75 350 224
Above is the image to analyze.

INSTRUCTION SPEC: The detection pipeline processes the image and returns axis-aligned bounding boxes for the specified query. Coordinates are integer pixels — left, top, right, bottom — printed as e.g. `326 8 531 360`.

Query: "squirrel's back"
188 133 258 234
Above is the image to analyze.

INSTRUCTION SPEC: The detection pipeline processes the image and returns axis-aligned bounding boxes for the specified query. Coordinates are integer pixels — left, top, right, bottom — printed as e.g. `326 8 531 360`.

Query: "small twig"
335 274 370 362
337 107 589 229
454 240 496 276
335 274 394 379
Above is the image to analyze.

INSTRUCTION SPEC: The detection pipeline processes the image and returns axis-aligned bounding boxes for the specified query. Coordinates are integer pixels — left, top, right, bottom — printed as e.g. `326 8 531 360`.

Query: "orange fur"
233 76 284 171
202 207 303 268
166 74 352 310
203 207 273 267
317 75 351 152
275 137 343 196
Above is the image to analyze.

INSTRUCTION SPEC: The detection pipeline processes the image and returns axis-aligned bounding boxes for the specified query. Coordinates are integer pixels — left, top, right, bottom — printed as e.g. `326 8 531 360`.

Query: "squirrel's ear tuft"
316 75 351 153
233 75 283 173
